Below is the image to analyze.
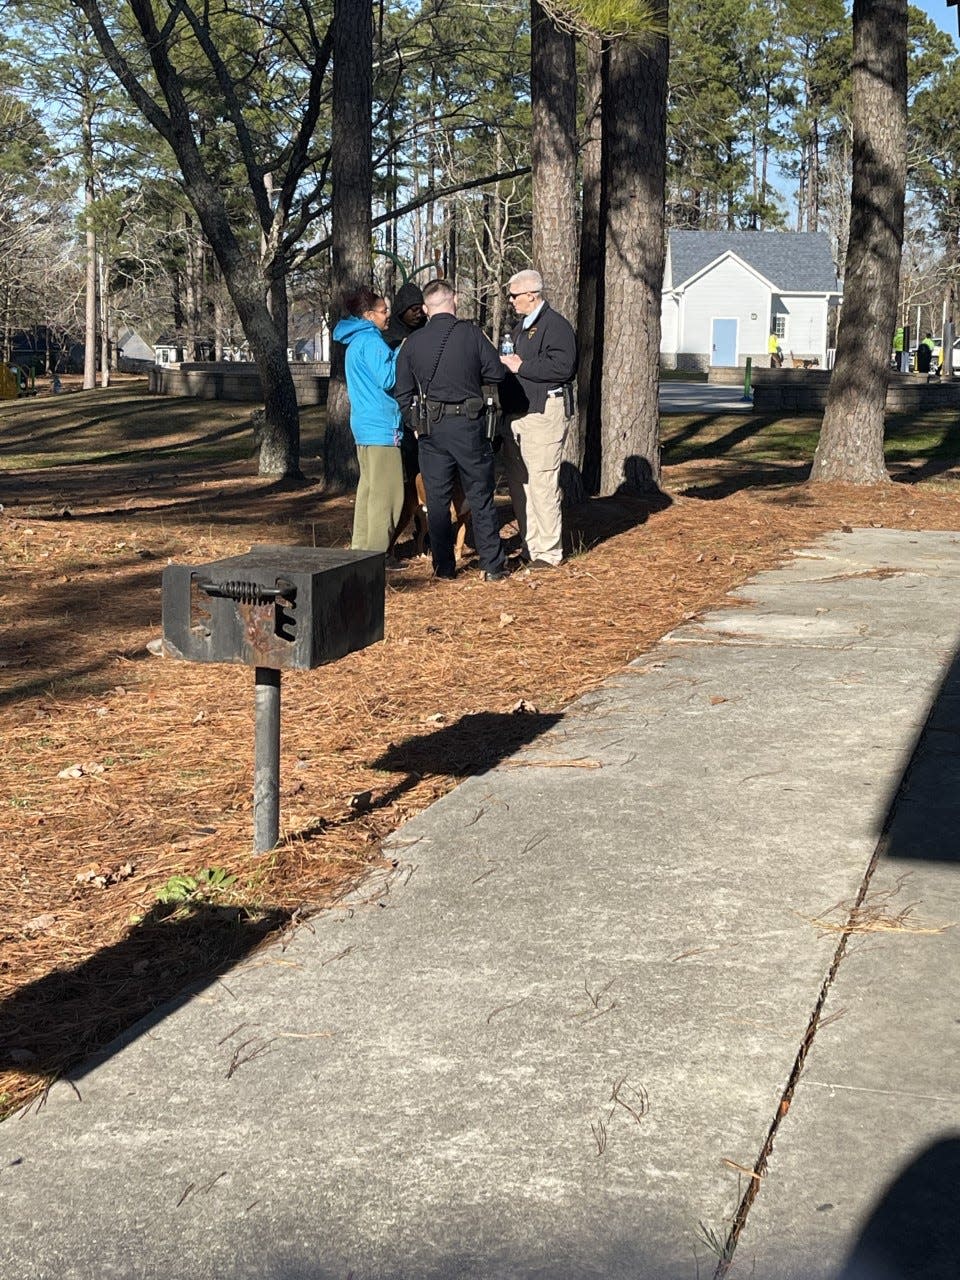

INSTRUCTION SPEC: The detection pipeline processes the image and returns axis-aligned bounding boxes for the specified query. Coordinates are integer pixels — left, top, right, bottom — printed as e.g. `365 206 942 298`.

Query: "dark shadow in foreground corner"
371 709 564 790
0 901 291 1087
838 1136 960 1280
560 456 672 556
876 637 960 864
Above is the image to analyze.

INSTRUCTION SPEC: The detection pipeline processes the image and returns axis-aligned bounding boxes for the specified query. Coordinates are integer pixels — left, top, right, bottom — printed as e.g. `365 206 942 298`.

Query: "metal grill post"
253 666 281 853
161 546 385 855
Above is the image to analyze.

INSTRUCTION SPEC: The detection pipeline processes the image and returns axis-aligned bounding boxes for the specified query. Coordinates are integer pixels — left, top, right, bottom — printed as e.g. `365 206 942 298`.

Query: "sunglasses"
508 291 528 299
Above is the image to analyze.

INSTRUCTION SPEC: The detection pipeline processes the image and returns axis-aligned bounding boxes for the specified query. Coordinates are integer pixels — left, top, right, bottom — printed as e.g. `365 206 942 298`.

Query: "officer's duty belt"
427 400 472 416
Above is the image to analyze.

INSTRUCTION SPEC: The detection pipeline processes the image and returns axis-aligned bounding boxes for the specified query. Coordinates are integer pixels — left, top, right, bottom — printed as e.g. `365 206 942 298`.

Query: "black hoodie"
384 282 426 349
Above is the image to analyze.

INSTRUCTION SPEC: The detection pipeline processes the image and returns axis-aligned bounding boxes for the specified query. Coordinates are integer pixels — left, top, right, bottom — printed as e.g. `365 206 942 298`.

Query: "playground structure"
0 363 34 399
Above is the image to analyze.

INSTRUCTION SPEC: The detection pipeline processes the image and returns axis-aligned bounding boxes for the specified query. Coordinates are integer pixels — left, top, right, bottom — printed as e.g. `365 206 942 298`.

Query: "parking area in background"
659 380 754 414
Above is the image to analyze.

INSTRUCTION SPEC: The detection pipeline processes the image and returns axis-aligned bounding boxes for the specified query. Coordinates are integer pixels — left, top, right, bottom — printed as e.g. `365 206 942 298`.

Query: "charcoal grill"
162 545 385 852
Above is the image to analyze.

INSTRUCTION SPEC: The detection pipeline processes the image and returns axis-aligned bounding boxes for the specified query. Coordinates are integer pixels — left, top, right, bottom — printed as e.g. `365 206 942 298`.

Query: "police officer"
394 279 509 581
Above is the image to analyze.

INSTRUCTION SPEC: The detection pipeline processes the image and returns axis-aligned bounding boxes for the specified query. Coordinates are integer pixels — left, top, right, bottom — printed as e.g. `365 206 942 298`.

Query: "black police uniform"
394 315 507 578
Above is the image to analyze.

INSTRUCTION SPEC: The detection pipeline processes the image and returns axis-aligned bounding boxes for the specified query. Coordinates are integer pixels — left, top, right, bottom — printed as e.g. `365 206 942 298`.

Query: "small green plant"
696 1220 734 1263
154 867 237 906
9 797 29 809
565 531 592 560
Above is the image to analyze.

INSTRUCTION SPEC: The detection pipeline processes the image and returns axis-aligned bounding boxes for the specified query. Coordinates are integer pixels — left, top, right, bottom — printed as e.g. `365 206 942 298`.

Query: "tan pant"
501 396 567 565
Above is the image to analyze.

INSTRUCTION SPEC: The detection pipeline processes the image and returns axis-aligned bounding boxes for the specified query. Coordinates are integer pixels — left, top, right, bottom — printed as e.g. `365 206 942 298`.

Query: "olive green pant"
352 444 405 553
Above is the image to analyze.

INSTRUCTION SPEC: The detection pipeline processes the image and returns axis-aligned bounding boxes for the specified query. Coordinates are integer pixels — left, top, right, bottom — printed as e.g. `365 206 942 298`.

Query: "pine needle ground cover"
1 382 958 1118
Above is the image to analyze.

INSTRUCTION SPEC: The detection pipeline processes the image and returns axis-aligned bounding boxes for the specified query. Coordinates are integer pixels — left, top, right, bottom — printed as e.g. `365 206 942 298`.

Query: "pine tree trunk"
324 0 373 491
811 0 906 485
214 274 224 362
531 0 577 318
530 0 580 500
98 256 110 388
82 95 97 392
598 27 668 497
578 37 604 495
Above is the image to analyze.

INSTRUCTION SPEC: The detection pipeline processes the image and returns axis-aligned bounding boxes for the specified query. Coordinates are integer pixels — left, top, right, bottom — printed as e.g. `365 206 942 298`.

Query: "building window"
774 314 787 340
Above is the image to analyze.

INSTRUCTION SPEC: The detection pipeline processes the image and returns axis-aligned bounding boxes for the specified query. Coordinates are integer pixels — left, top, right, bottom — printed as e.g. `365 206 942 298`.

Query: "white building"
116 328 155 371
661 231 842 371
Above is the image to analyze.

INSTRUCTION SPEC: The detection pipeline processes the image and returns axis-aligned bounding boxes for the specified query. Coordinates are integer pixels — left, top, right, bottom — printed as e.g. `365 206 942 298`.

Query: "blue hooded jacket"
332 316 401 446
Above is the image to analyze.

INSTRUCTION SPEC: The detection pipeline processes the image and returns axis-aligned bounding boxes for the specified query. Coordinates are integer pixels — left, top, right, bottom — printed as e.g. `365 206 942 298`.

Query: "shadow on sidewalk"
2 712 561 1095
838 1136 960 1280
827 645 960 1279
372 708 564 783
877 637 960 865
0 901 290 1088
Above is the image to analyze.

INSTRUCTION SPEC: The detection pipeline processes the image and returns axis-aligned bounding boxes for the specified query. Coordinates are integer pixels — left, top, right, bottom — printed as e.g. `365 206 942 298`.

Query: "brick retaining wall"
148 362 330 406
748 369 960 413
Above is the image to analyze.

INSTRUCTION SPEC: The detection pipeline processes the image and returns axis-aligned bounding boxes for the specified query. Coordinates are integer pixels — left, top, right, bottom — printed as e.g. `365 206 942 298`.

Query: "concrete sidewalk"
2 529 960 1280
659 380 753 414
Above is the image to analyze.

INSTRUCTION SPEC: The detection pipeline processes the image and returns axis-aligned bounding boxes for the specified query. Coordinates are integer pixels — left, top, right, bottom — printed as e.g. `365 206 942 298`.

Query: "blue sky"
915 0 959 42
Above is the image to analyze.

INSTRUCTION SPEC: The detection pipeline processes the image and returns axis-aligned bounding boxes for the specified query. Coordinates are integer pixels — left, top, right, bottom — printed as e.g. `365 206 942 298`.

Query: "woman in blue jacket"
332 288 402 554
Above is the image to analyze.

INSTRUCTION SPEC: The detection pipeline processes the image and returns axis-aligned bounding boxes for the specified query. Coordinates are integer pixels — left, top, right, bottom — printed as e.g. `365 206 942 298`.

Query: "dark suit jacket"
499 302 578 415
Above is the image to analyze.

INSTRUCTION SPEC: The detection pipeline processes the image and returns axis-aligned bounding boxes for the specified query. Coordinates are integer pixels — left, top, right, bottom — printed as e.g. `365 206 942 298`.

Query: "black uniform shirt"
394 314 504 411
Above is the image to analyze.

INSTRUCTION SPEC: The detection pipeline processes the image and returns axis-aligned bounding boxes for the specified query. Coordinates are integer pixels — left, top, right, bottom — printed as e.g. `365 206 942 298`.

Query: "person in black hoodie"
384 282 427 489
384 282 426 350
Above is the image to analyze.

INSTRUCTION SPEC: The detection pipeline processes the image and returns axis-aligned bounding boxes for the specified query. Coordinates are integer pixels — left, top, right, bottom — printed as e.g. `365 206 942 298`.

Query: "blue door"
711 317 738 367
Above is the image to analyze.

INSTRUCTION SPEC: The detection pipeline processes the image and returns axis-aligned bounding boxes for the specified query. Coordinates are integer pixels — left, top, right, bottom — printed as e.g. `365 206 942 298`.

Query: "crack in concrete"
711 684 939 1279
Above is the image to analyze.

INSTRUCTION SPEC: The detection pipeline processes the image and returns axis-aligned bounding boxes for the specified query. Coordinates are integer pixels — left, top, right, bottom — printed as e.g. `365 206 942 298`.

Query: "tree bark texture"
324 0 373 491
577 38 604 495
811 0 906 484
598 26 668 497
531 1 580 499
81 96 96 391
531 0 577 318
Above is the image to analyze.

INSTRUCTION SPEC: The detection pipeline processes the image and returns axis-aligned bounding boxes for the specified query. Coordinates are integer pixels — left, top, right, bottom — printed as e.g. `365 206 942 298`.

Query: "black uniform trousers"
418 415 505 576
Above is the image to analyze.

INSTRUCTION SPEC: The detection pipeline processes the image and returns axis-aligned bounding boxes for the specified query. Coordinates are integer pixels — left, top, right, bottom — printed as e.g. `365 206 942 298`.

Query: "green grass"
0 381 326 472
661 407 960 470
1 382 956 481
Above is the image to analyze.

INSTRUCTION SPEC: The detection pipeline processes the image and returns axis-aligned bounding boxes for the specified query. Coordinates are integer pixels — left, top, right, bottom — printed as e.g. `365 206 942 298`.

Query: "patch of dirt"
1 438 958 1118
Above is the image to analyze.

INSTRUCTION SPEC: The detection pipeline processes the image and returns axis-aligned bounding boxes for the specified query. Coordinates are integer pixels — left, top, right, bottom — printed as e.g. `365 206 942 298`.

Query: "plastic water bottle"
500 333 514 357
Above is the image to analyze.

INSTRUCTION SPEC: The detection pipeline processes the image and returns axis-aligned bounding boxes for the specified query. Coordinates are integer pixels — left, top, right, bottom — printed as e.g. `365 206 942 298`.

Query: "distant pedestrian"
332 288 404 556
916 332 935 375
498 269 577 570
768 331 783 368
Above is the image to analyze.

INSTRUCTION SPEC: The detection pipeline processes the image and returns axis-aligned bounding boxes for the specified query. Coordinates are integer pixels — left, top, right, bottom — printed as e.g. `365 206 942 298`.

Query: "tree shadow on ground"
560 457 673 554
885 413 960 486
838 1136 960 1279
670 461 812 500
0 901 291 1084
877 638 960 864
1 461 331 528
0 560 169 708
662 411 773 460
660 411 815 499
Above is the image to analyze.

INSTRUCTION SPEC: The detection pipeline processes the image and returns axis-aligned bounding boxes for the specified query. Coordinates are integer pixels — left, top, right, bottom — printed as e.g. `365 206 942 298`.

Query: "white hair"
508 269 543 294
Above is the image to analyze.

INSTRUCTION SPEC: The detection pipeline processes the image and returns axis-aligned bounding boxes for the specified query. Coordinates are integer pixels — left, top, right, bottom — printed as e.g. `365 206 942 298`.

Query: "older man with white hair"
499 268 578 568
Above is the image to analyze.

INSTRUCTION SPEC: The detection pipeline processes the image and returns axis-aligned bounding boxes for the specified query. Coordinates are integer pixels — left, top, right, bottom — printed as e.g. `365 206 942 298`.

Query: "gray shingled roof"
668 231 839 292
